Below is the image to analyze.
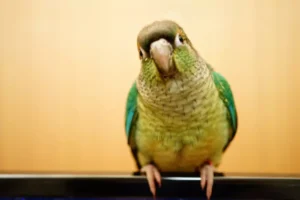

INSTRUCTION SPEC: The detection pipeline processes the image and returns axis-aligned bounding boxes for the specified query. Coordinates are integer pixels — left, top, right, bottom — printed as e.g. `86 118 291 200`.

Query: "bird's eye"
175 33 184 47
139 50 143 58
179 35 184 43
139 47 146 59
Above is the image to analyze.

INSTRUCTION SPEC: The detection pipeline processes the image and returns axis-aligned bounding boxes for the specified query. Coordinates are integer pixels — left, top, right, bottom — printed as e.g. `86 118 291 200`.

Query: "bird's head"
136 20 202 85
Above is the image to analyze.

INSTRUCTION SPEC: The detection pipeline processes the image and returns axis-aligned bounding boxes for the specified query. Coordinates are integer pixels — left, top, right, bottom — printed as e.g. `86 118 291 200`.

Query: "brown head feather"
137 20 189 53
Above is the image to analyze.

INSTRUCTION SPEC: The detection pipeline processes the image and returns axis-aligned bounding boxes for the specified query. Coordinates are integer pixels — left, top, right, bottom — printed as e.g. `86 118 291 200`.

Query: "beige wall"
0 0 299 174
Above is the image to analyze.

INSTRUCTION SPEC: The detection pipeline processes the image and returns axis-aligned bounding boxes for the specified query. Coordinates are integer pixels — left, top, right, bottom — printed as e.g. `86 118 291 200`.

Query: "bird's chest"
136 93 229 171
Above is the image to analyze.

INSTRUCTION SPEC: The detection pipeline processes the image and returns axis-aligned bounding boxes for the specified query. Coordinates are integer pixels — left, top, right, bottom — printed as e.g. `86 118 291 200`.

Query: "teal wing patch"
210 65 238 152
125 81 141 169
125 81 138 140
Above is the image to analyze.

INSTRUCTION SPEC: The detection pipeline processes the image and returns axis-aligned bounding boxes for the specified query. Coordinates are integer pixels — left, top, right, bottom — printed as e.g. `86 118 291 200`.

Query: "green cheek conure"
125 20 238 200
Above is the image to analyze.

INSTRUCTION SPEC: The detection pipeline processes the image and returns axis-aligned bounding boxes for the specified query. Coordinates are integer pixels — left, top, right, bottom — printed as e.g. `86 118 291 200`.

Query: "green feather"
125 81 141 169
125 81 138 142
208 63 238 151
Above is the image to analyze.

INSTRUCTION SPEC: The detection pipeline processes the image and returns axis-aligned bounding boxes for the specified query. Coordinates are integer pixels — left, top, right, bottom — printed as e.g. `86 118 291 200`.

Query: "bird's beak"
150 38 174 76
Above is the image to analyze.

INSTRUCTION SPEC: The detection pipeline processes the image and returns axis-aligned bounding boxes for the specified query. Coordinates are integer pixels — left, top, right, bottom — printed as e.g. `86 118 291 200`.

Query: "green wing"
208 63 238 152
125 81 141 169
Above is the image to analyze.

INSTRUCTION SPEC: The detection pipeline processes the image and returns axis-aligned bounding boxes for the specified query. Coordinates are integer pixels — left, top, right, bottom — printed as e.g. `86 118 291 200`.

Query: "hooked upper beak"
150 38 174 76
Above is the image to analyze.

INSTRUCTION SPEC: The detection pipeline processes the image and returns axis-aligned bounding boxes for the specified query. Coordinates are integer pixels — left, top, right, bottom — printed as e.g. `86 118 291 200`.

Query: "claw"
141 164 162 197
199 162 214 200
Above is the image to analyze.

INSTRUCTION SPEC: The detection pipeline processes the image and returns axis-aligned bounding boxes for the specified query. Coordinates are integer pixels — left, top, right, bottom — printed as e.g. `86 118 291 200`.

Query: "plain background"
0 0 299 174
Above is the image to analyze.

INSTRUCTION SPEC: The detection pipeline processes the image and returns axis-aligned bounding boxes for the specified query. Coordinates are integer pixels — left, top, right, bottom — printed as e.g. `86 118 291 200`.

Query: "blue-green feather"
208 63 238 151
125 81 141 169
125 81 138 142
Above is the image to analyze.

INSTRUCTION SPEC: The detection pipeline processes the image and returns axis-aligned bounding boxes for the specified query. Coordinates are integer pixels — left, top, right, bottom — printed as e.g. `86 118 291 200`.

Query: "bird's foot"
199 161 215 200
140 164 162 197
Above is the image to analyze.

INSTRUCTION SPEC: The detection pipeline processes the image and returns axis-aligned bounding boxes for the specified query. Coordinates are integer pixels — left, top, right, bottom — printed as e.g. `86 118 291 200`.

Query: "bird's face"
136 20 200 86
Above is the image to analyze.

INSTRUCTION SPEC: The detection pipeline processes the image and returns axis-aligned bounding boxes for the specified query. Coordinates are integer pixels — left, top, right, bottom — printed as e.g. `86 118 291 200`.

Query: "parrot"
125 20 238 200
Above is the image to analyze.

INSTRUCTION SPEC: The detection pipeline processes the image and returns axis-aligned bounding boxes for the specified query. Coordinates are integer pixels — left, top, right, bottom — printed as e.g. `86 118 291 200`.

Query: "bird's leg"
140 164 162 197
199 160 215 200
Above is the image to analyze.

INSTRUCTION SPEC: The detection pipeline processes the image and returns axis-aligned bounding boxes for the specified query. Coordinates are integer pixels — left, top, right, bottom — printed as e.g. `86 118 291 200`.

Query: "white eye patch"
175 33 184 47
139 47 147 59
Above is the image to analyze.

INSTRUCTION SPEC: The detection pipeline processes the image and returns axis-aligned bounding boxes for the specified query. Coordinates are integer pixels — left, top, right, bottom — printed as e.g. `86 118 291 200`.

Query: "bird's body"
135 65 230 172
125 20 238 199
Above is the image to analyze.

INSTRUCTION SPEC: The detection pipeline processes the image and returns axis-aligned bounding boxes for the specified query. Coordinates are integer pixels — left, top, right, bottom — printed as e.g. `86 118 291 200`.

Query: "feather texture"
125 63 238 171
210 66 238 152
125 20 238 173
